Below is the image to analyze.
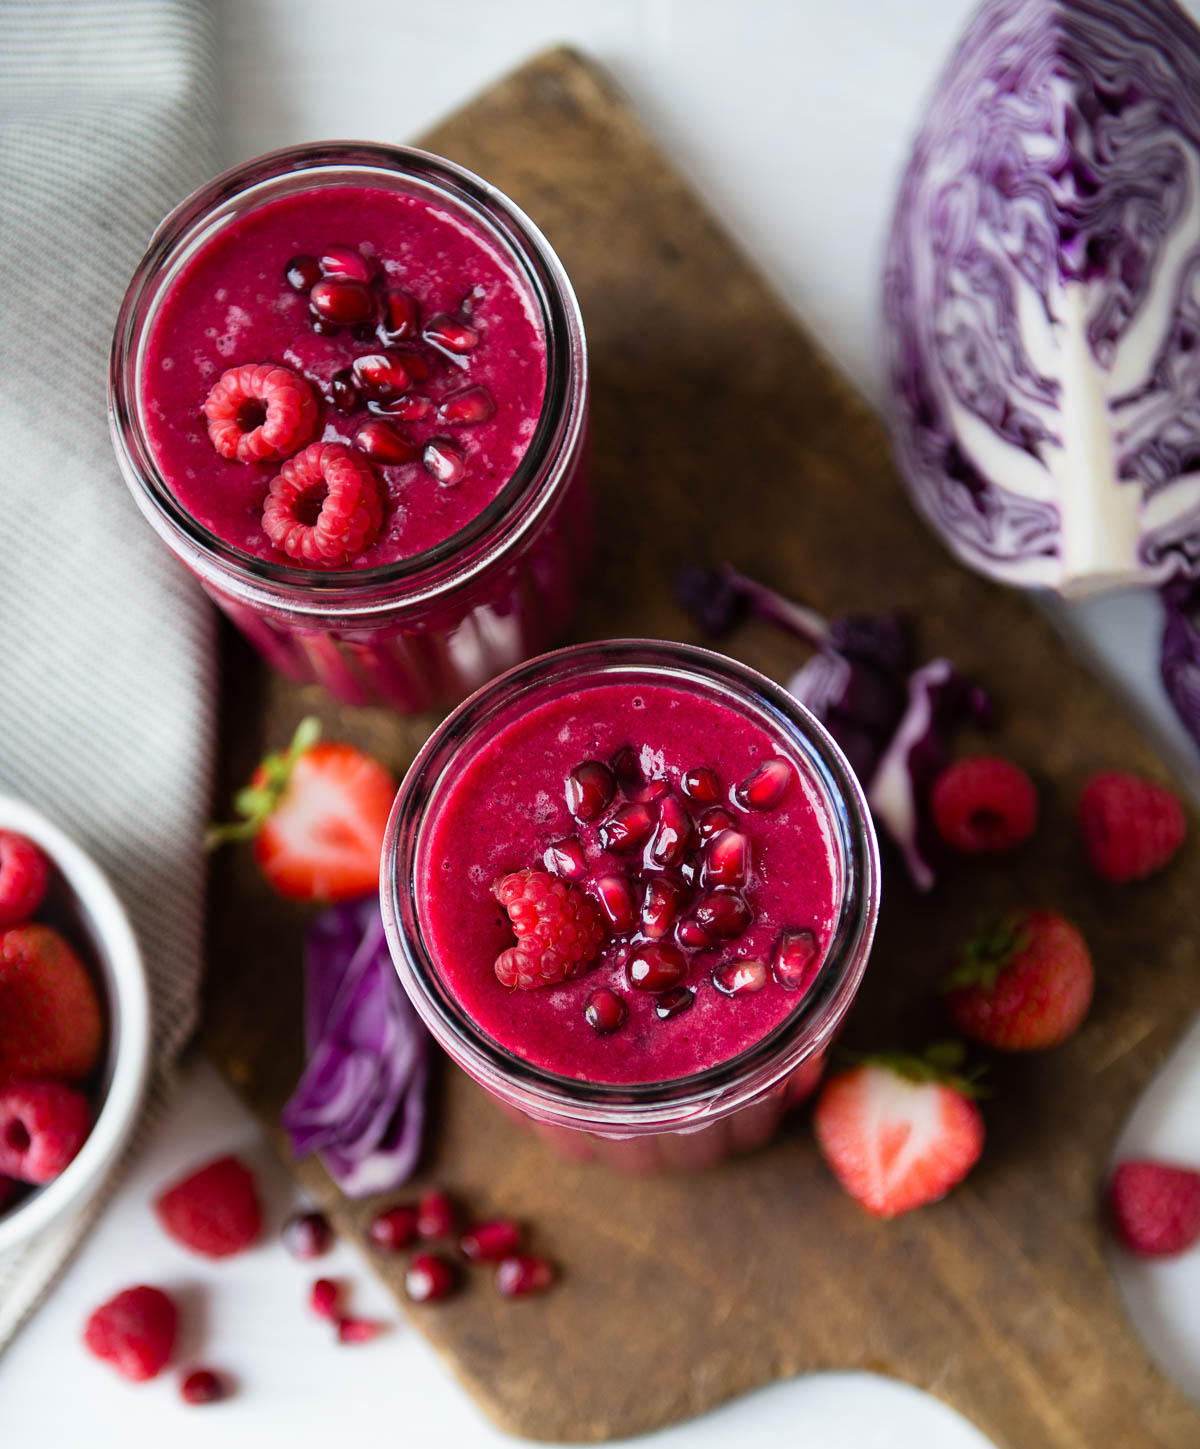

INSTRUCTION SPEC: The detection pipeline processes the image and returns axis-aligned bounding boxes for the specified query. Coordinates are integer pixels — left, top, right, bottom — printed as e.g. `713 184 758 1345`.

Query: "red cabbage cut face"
885 0 1200 596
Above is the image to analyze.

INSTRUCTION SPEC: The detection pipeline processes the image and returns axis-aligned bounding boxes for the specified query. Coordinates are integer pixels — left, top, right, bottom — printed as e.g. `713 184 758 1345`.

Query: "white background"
5 1 1200 1443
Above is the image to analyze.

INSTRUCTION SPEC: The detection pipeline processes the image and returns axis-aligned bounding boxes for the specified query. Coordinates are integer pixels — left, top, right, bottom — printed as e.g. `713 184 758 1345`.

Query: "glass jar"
381 640 880 1173
109 143 590 712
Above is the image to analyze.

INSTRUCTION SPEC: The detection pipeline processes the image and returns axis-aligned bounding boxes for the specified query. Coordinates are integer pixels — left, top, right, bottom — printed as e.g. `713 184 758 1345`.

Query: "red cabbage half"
281 898 430 1198
885 0 1200 597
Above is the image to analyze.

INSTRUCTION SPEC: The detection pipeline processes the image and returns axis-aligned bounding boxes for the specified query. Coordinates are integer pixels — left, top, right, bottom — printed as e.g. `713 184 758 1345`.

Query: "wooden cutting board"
201 47 1200 1448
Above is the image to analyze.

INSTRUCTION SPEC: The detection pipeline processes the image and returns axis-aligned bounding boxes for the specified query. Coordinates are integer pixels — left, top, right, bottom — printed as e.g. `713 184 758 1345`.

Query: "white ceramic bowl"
0 796 150 1254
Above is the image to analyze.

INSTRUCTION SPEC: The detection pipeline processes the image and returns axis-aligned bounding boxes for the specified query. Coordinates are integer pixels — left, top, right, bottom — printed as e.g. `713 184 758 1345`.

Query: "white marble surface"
5 0 1200 1443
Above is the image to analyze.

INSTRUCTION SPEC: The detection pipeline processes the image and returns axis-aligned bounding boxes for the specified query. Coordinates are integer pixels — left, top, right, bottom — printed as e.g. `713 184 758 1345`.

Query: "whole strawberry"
1108 1159 1200 1258
0 923 104 1081
1078 771 1185 883
492 869 608 989
812 1043 985 1219
208 718 395 902
943 909 1093 1052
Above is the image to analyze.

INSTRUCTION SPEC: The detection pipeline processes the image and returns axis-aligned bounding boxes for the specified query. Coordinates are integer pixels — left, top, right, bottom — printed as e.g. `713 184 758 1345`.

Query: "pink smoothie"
141 184 547 567
417 680 841 1085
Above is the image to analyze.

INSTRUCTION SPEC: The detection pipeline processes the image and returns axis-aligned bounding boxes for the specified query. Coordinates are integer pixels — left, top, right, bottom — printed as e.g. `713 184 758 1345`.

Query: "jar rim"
107 141 587 614
380 639 881 1134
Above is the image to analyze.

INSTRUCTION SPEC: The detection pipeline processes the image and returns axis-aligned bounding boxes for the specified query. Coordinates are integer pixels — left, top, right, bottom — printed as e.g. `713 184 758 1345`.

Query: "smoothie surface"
418 679 841 1085
141 183 547 567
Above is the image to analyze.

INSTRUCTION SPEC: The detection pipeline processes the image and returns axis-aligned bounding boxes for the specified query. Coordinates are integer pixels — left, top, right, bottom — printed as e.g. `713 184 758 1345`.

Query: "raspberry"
0 1078 90 1183
154 1154 263 1258
0 923 104 1081
262 442 384 567
1078 771 1186 883
203 363 318 463
0 831 48 929
83 1285 178 1382
1108 1159 1200 1257
931 756 1038 854
491 869 608 990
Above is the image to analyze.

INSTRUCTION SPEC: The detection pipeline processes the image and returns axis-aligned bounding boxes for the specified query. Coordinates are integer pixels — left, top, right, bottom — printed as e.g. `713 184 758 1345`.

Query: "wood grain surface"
202 48 1200 1447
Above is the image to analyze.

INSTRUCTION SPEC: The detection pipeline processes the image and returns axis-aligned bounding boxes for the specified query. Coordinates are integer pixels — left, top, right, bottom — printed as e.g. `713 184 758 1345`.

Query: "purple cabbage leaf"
1162 577 1200 749
281 897 430 1198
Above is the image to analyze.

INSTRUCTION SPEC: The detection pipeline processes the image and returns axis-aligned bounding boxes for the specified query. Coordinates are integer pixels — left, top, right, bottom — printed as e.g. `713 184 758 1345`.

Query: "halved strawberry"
208 719 396 901
812 1044 985 1219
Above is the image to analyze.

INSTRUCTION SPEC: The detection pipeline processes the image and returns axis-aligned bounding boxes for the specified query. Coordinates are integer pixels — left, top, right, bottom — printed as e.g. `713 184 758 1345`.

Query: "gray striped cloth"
0 1 219 1344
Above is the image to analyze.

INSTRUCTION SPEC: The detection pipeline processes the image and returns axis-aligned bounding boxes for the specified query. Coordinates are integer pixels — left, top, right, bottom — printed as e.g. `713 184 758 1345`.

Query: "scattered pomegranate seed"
417 1190 456 1240
319 245 373 283
352 352 412 400
310 1278 341 1320
641 875 687 938
544 837 587 880
406 1253 457 1303
654 987 695 1021
735 759 794 812
626 942 687 992
681 767 722 805
676 916 714 948
693 889 752 940
436 385 496 426
379 288 420 343
697 806 737 841
337 1316 388 1344
367 1204 419 1253
423 314 479 355
566 761 616 822
282 1210 333 1260
650 795 691 867
590 874 637 932
310 277 375 326
704 828 749 888
601 803 654 853
354 418 417 465
585 987 627 1034
423 438 466 486
180 1368 226 1405
495 1256 555 1298
712 958 768 996
460 1220 522 1262
285 254 322 292
773 928 821 992
328 370 361 414
375 392 433 421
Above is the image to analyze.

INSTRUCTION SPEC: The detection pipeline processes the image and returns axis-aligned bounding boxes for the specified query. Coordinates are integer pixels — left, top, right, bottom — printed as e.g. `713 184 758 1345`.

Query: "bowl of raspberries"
0 796 149 1253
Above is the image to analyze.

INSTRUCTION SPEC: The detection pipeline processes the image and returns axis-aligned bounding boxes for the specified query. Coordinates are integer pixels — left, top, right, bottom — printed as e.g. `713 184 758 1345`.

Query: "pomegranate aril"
379 288 420 342
676 916 714 949
590 874 637 933
319 245 373 282
633 777 670 805
773 928 821 992
654 987 695 1020
374 392 433 422
697 806 737 841
611 746 642 796
704 828 749 888
352 351 411 400
406 1253 457 1304
641 875 687 938
337 1316 388 1344
495 1256 555 1298
368 1204 419 1253
423 313 479 354
681 768 722 805
626 942 687 992
282 1210 333 1260
650 795 691 868
585 987 627 1034
566 760 616 822
436 385 496 426
694 889 752 940
328 369 361 414
310 277 375 326
735 759 794 811
180 1368 226 1405
423 438 465 486
310 1277 341 1320
286 254 322 293
460 1219 522 1262
712 958 768 996
601 803 654 853
354 418 417 465
417 1190 456 1240
544 836 587 881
